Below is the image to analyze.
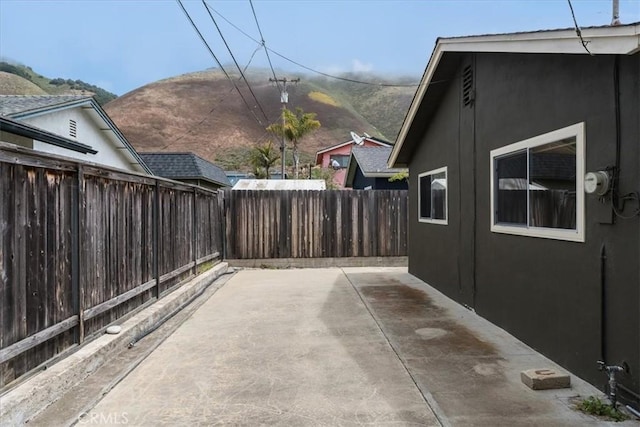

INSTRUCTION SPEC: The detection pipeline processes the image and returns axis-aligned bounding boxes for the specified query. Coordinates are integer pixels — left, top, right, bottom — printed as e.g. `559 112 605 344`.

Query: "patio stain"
354 283 559 420
359 284 498 358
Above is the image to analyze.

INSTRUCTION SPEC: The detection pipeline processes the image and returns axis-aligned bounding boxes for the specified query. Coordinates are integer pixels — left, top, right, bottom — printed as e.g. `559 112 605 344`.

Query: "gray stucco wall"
408 52 639 406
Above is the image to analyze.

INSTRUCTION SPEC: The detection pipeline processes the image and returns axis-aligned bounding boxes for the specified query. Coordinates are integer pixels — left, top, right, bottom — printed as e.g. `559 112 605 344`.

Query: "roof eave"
83 101 153 175
164 175 230 188
362 171 403 178
344 153 357 187
0 116 98 154
6 97 92 119
389 23 640 169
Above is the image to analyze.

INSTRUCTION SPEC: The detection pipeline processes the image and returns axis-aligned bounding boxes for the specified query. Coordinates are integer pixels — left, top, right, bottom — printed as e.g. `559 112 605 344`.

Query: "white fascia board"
440 24 640 55
388 45 443 168
316 140 352 156
9 98 93 120
84 102 152 174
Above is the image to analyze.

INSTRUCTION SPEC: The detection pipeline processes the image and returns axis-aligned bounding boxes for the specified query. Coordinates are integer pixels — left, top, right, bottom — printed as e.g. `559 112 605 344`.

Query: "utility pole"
269 77 300 179
611 0 621 25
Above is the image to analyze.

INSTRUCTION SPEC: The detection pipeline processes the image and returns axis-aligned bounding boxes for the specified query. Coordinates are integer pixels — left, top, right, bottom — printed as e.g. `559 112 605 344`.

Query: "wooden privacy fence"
0 147 223 389
225 190 408 259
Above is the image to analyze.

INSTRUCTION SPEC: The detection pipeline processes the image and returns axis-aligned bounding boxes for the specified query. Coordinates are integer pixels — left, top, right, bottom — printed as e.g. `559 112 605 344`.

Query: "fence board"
1 148 222 389
224 190 408 259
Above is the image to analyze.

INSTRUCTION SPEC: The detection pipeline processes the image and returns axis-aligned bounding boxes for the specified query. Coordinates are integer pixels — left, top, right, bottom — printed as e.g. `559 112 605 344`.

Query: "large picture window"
418 166 447 224
490 123 585 242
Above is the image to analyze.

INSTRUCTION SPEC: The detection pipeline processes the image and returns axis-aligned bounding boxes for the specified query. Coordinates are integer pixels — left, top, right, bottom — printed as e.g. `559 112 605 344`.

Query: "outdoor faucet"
597 360 626 407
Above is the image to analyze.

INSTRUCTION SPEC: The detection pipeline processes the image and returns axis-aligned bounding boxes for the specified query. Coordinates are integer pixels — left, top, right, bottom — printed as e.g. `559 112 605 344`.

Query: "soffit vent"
69 119 77 138
462 65 474 107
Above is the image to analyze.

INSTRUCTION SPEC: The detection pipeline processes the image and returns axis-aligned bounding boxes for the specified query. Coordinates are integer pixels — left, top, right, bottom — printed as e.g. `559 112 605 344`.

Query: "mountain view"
0 62 418 171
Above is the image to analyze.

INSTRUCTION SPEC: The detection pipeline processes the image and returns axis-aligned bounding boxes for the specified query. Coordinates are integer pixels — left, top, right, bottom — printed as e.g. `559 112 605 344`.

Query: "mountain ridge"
0 63 418 172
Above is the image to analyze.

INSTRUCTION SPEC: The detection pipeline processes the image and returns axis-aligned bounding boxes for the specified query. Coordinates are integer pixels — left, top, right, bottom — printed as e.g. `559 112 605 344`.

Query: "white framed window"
329 154 349 169
490 122 585 242
418 166 447 225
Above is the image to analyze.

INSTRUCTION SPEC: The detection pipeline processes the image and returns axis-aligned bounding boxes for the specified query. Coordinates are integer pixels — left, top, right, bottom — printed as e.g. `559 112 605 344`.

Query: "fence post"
192 187 197 273
153 179 160 299
218 189 226 261
71 165 85 343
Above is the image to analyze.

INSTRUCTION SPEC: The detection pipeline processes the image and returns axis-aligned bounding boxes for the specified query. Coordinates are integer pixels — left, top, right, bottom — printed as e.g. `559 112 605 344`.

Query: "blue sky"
1 0 638 95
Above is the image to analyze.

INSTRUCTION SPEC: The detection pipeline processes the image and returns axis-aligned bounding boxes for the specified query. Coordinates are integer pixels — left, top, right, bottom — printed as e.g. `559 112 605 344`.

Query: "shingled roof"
344 146 407 188
350 146 405 176
0 95 91 117
139 152 231 188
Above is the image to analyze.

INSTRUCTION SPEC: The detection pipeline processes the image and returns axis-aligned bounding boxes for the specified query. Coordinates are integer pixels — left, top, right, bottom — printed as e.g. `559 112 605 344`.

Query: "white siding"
23 108 134 171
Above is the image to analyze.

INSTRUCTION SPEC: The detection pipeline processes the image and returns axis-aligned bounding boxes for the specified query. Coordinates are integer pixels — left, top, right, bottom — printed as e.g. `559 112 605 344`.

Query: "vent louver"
69 119 77 138
462 65 474 107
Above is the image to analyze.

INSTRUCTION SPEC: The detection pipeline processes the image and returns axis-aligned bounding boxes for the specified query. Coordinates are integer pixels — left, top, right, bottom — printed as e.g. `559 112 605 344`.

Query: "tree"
388 171 408 183
267 107 320 179
249 141 280 179
310 166 338 190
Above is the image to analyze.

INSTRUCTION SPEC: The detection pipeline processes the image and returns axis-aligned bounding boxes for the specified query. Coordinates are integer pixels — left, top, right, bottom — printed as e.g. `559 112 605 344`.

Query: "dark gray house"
344 146 408 190
389 23 639 410
140 152 231 190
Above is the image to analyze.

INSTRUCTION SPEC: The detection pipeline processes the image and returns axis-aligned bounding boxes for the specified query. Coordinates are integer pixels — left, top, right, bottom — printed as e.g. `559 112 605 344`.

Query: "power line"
247 0 283 93
205 3 420 88
157 49 264 151
176 0 267 126
267 49 419 87
567 0 594 55
201 0 271 123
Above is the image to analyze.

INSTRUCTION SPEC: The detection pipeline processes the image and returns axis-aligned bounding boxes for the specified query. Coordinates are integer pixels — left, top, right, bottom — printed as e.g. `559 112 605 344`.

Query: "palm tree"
267 107 321 179
249 141 280 179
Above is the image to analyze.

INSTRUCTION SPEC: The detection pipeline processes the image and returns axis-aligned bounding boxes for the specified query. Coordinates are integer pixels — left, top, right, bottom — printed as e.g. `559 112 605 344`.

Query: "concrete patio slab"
9 267 636 426
80 268 439 426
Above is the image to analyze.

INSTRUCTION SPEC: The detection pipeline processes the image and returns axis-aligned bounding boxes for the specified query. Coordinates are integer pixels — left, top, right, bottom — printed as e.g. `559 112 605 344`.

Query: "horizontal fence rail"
225 190 408 259
0 146 222 389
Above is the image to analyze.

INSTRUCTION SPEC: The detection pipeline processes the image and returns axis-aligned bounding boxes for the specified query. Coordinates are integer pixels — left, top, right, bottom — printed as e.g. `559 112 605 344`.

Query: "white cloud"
352 59 373 73
322 65 346 75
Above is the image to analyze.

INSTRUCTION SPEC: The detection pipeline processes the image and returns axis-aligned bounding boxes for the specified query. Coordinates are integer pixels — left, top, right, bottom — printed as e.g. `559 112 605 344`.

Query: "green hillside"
0 61 117 105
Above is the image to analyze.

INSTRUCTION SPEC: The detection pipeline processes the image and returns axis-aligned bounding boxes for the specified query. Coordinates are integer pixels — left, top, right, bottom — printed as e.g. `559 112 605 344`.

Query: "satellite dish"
350 131 365 145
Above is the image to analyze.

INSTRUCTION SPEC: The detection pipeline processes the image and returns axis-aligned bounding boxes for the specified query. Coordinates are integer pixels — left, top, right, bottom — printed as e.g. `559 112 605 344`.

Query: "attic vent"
462 65 474 107
69 119 77 138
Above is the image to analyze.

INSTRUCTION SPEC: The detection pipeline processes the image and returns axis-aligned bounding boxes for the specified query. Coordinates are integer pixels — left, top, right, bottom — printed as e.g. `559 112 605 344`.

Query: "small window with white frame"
490 122 585 242
418 166 447 224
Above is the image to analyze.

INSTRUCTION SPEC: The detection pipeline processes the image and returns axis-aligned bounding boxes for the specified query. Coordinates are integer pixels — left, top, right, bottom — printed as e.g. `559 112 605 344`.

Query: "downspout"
595 55 634 409
471 53 478 309
612 55 622 220
599 243 607 363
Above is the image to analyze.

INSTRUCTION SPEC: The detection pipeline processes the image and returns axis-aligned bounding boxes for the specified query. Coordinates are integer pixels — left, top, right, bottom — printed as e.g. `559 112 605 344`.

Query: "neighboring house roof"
232 179 326 190
315 135 392 164
345 146 406 187
0 115 97 154
389 22 640 168
0 95 89 116
0 95 151 174
140 152 231 187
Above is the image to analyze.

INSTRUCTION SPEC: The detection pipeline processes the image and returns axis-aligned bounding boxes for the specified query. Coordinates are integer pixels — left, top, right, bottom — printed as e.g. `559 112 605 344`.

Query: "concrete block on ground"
521 368 571 390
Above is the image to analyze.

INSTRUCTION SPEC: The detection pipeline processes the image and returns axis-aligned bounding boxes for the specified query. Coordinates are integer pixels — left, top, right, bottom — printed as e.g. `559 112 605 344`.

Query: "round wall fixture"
584 171 610 196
